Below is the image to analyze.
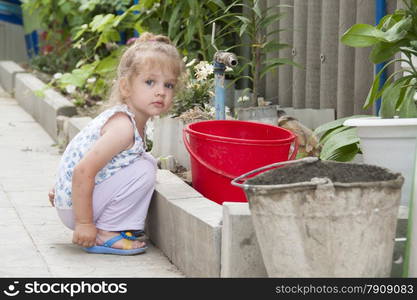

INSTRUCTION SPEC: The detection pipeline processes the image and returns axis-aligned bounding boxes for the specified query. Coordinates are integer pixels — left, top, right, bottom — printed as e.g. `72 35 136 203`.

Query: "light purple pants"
56 153 157 232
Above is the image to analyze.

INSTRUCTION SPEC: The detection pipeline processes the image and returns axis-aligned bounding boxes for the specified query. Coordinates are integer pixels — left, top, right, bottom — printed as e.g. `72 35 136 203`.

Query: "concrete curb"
0 60 26 94
147 171 223 277
0 60 267 278
0 61 78 141
221 202 267 277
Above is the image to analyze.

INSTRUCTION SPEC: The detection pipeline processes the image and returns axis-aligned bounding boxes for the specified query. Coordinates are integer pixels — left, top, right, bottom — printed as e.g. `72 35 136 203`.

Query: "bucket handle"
183 126 300 181
231 157 319 189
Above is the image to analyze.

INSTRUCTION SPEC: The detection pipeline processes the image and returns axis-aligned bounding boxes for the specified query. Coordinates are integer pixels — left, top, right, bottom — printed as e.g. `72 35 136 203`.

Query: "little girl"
48 32 185 255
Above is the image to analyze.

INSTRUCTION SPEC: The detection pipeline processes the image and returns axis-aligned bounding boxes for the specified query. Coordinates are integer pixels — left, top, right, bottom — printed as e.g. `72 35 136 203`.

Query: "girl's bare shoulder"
100 112 134 136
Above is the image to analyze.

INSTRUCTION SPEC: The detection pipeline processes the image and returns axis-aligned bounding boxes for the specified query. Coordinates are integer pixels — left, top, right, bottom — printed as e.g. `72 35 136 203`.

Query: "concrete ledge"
14 73 44 120
0 60 26 94
147 170 223 277
13 72 77 141
221 202 267 277
68 117 92 142
152 116 190 169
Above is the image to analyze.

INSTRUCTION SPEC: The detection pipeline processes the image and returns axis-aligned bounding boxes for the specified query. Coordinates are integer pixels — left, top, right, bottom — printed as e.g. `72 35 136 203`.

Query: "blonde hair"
106 32 185 107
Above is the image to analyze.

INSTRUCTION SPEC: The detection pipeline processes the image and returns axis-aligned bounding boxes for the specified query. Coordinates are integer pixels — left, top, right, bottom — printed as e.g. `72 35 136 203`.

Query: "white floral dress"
54 104 146 209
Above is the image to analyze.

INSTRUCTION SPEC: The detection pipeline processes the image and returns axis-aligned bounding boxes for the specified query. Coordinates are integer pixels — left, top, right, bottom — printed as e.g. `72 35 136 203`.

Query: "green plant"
171 59 215 117
315 0 417 163
51 4 142 106
21 0 134 73
341 0 417 118
209 0 300 104
136 0 231 61
313 115 370 162
21 1 141 107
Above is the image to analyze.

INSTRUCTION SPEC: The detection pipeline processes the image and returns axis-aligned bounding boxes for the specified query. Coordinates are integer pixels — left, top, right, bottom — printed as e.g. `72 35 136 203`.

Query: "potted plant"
316 0 417 208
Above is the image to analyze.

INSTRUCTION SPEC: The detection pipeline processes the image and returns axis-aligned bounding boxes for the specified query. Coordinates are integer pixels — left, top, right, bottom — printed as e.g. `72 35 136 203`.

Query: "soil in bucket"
242 159 404 277
246 160 398 185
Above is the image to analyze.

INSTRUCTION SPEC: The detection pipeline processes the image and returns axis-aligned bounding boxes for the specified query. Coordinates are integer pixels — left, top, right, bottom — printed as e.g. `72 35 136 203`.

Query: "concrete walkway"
0 86 183 277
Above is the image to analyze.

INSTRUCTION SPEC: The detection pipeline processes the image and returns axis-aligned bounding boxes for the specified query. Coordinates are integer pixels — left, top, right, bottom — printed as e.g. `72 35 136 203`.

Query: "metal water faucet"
211 23 238 120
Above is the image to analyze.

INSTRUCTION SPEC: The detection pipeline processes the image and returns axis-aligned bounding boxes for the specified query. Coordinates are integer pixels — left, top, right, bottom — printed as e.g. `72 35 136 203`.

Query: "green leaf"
113 14 126 28
168 4 182 38
379 76 412 118
369 41 404 64
58 63 96 88
363 60 413 109
90 78 107 96
224 0 244 14
381 15 412 42
134 21 144 34
314 115 370 137
209 0 226 9
99 14 115 31
324 143 360 162
252 0 262 19
363 68 382 109
59 2 72 15
235 15 251 25
96 56 118 75
400 46 417 57
261 4 292 15
396 85 417 118
258 12 285 28
395 78 414 111
73 25 88 41
126 4 141 13
90 15 104 31
263 41 290 52
377 14 394 30
266 28 286 38
320 127 360 161
239 23 248 37
341 24 385 47
206 12 239 25
260 58 302 78
319 126 351 145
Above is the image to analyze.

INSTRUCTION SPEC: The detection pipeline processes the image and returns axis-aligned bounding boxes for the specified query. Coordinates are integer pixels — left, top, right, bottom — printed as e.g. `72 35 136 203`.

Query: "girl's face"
122 68 177 117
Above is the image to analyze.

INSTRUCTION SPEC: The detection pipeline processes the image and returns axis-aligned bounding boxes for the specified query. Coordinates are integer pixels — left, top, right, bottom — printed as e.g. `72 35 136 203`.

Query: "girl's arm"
71 113 135 247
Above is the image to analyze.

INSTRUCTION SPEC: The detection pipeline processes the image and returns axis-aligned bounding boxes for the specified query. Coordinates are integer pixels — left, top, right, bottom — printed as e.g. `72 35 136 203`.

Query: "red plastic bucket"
183 120 298 204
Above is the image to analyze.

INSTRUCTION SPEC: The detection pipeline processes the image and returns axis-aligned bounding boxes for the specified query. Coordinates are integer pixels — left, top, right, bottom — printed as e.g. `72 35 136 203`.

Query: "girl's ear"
119 77 131 99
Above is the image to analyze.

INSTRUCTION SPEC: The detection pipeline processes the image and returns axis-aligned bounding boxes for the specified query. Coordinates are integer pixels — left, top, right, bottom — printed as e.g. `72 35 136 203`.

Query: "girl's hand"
48 188 55 207
73 223 97 248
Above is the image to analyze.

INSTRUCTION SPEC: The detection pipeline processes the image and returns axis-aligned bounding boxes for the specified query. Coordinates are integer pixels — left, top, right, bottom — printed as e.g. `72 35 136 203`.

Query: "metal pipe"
213 60 226 120
375 0 387 116
213 51 238 120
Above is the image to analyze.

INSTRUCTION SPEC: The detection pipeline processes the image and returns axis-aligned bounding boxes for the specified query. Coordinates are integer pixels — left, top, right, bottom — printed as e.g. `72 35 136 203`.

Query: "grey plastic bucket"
232 157 404 277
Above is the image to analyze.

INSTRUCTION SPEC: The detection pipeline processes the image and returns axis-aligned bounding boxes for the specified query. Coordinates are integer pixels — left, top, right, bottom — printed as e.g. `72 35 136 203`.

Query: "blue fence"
0 0 22 25
0 0 38 58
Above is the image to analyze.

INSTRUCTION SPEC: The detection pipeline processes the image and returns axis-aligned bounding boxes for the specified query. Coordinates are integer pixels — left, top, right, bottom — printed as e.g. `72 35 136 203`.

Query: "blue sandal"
83 232 147 255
